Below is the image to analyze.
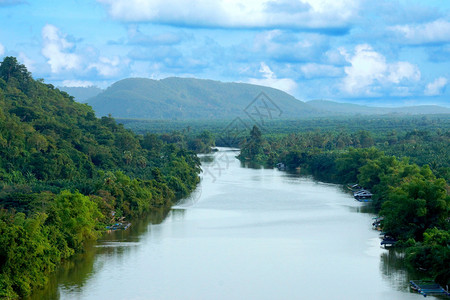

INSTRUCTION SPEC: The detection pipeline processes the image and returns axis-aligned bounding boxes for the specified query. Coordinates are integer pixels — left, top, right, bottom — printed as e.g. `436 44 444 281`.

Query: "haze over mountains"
306 100 450 115
57 86 104 103
60 77 450 120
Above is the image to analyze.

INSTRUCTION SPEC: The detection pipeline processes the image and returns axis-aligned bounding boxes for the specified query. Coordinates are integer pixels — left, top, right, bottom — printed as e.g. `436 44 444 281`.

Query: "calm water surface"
30 149 428 300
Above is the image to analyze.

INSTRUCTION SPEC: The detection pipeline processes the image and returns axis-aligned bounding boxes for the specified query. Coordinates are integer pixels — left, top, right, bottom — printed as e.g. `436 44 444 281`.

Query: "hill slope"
87 77 316 119
306 99 450 115
87 78 449 120
58 86 103 102
0 57 200 298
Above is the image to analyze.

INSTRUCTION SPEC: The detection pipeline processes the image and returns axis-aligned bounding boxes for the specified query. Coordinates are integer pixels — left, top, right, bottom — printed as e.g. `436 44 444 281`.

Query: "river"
29 148 428 300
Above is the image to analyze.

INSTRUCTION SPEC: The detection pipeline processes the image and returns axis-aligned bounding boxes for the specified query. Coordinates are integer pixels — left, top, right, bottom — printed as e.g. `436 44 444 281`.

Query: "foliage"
0 57 201 298
236 119 449 285
405 228 450 284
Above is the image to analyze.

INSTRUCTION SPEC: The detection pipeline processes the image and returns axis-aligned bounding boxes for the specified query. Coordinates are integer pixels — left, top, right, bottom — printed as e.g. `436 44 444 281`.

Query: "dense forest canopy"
237 122 449 286
0 55 448 297
0 57 201 298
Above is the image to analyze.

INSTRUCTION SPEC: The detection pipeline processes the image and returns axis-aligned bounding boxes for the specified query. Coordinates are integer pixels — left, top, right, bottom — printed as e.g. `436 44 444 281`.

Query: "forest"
123 117 449 285
0 57 201 299
0 55 449 297
237 124 449 286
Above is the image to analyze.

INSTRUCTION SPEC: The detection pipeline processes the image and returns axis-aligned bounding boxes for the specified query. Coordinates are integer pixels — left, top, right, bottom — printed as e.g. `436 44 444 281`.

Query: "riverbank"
25 149 427 300
238 132 449 287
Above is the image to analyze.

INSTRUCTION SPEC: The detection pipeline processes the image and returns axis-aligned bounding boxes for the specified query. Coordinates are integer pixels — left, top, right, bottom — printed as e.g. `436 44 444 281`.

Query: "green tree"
381 175 449 240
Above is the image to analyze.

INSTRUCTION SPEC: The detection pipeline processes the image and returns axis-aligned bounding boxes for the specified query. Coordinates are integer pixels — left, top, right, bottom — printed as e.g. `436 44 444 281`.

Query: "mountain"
306 99 450 115
58 85 103 102
86 77 316 119
87 78 449 120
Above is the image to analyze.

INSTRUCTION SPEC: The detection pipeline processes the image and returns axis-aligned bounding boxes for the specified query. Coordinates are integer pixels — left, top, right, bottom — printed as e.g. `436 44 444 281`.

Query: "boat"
106 222 131 231
276 162 286 170
410 280 450 297
372 217 384 230
354 189 373 201
380 236 397 248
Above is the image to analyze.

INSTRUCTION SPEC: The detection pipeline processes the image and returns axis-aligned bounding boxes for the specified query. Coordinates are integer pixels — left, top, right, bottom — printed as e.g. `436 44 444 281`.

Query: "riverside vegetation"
117 116 449 285
238 125 449 287
0 57 201 299
114 114 449 286
0 54 448 297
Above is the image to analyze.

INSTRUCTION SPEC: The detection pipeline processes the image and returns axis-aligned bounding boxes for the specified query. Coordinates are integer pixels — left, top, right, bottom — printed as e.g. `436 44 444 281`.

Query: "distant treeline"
0 57 201 298
119 113 449 286
119 115 449 152
238 125 449 286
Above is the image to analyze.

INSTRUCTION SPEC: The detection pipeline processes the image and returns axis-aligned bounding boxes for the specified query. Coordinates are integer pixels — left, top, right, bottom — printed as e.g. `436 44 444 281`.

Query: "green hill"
87 78 449 120
87 77 316 119
0 57 200 298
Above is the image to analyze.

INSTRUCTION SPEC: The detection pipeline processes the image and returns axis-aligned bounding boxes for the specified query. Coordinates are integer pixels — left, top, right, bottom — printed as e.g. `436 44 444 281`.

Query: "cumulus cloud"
248 62 297 94
88 56 122 77
42 24 82 73
253 30 329 63
300 63 342 78
18 52 35 72
425 77 447 96
387 62 421 83
0 43 4 56
390 19 450 44
41 24 127 79
97 0 358 31
341 44 420 96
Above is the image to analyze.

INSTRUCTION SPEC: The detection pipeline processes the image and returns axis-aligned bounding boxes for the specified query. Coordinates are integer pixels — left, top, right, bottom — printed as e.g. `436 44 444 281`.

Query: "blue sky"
1 0 450 106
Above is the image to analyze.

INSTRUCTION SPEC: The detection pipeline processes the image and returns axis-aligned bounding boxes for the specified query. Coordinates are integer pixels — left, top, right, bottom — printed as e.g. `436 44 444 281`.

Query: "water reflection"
26 209 171 300
380 250 429 294
199 154 214 163
28 149 431 300
170 208 187 221
348 203 375 214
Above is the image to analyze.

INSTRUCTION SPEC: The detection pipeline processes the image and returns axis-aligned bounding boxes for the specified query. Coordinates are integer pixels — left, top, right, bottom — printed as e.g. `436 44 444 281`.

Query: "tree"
381 175 449 240
48 191 102 251
0 57 33 94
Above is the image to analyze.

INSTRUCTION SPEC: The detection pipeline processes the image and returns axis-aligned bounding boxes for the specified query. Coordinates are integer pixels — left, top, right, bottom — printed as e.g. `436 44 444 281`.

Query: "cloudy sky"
1 0 450 106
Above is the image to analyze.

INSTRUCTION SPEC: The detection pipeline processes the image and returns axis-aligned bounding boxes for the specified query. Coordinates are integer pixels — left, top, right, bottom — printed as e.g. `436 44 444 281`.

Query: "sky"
1 0 450 107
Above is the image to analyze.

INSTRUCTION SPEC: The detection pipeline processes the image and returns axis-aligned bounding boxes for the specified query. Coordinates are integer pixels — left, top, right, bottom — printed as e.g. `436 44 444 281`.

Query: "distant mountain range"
60 78 450 120
306 99 450 115
58 86 103 103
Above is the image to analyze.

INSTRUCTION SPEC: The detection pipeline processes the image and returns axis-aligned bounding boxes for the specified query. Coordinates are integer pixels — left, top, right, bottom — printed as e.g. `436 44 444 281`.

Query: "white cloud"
300 63 342 78
248 62 297 94
62 80 94 87
0 43 4 56
324 48 347 65
387 62 421 83
390 19 450 44
42 24 82 73
253 30 328 62
40 24 127 79
341 44 420 96
88 56 122 77
97 0 359 30
127 26 185 45
18 52 35 72
425 77 447 96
